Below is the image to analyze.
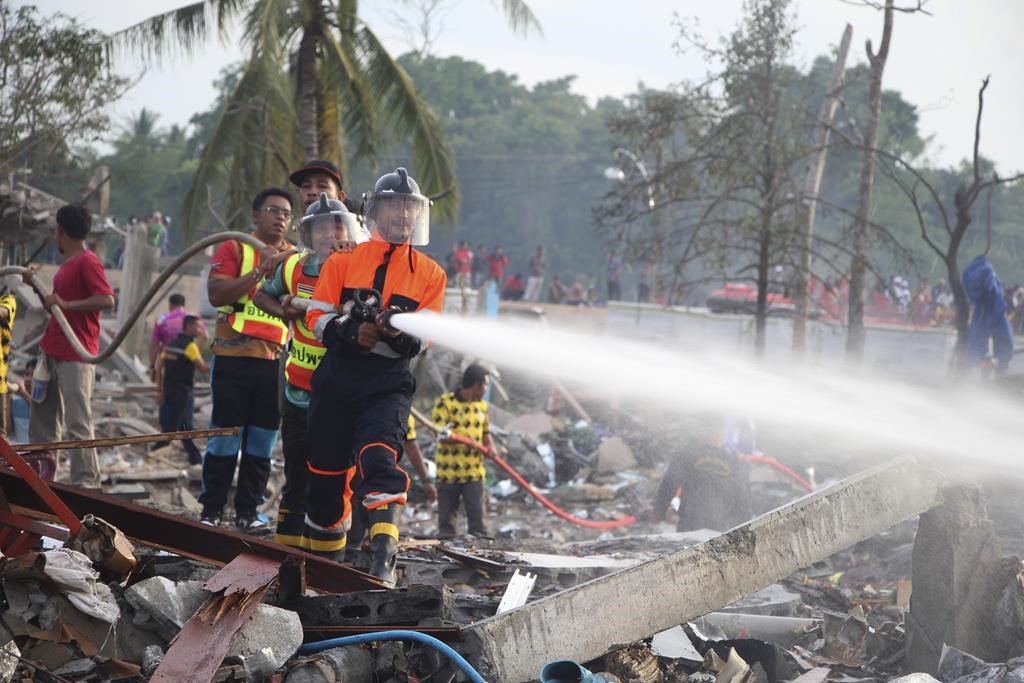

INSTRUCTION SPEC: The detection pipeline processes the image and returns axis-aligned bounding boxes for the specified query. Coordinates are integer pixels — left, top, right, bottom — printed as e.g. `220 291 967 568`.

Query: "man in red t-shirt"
453 240 472 288
25 205 114 488
488 245 509 283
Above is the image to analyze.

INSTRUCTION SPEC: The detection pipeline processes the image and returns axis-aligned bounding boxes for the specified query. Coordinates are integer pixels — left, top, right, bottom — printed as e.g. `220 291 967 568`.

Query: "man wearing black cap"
289 159 345 211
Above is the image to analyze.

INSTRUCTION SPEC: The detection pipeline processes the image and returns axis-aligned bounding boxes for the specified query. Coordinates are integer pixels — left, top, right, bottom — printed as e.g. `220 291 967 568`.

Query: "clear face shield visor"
365 192 430 246
298 212 367 265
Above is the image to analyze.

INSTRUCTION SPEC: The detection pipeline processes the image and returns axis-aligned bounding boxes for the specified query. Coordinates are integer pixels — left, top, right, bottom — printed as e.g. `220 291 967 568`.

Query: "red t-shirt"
40 249 115 361
489 254 508 280
454 248 472 275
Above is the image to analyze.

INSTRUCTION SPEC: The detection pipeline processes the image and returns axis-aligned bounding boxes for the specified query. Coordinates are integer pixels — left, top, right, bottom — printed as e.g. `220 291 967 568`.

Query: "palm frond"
181 50 297 240
317 67 343 167
336 0 358 35
109 0 253 63
359 24 459 225
494 0 543 37
319 29 382 166
243 0 295 62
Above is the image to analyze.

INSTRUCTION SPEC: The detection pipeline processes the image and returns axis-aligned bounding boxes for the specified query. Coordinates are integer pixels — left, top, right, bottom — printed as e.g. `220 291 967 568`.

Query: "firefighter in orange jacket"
252 192 367 549
304 168 446 584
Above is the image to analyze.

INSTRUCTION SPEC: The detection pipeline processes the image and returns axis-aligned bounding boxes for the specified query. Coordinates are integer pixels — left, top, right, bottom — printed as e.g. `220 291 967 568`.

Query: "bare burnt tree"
598 0 833 356
846 0 895 359
867 77 1024 373
391 0 453 61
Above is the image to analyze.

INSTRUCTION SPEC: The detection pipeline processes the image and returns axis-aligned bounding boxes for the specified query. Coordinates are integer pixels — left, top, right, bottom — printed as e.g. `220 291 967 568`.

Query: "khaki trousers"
29 357 100 488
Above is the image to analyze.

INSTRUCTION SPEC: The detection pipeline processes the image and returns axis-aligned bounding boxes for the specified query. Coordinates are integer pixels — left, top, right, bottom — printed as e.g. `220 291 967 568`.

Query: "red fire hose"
738 452 814 493
443 432 636 530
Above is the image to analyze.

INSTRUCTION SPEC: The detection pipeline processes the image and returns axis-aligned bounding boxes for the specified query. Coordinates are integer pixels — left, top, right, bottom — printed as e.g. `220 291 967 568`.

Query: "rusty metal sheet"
152 553 280 683
0 469 382 593
204 552 281 595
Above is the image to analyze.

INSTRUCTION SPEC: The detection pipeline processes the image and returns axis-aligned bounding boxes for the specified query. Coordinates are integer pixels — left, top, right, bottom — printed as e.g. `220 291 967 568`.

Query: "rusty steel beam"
0 508 69 542
152 553 280 683
0 468 382 593
0 436 81 535
16 427 240 453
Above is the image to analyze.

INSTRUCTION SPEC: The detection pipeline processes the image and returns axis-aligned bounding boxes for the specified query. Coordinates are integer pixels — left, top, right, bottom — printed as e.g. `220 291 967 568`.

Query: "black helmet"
365 167 430 245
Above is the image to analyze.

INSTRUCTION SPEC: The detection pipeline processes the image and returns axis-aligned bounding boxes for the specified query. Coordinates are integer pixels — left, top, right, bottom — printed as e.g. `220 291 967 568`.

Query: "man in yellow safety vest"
253 190 366 548
200 187 294 533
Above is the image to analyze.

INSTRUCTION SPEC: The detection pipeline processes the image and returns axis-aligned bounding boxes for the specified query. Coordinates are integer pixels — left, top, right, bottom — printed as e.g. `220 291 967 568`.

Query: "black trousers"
275 399 310 546
200 355 281 519
159 387 200 464
437 480 487 537
305 352 412 533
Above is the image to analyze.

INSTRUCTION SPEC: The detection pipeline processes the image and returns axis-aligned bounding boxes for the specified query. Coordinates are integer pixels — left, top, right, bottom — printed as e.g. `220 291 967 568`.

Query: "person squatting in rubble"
346 415 437 563
304 167 446 585
252 160 368 550
647 416 753 532
199 188 295 533
432 363 495 538
25 205 115 488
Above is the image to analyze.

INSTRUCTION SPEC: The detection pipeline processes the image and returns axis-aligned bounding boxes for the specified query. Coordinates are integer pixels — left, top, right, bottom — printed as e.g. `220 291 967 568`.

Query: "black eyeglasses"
260 206 292 219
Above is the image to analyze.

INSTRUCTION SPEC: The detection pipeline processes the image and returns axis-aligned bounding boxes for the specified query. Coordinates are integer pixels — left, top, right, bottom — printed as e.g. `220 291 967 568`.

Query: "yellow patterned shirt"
0 293 16 394
432 391 489 483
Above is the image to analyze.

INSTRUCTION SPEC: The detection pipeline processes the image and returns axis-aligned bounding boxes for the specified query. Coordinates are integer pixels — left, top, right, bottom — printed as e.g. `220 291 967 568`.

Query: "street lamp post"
604 147 655 209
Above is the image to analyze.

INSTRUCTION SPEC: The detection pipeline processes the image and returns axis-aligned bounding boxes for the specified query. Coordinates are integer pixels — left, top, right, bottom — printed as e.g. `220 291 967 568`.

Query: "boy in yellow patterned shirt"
431 364 494 537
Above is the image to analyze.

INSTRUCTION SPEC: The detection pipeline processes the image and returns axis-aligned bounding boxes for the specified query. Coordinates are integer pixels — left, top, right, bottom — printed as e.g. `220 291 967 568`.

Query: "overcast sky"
23 0 1024 173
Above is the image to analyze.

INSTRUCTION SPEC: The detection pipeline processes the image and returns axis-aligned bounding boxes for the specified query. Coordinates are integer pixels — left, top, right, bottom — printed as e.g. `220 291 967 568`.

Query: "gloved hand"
356 322 381 349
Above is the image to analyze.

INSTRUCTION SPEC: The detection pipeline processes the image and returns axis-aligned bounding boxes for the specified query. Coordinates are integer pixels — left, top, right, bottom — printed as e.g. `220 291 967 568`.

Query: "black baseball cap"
289 159 343 190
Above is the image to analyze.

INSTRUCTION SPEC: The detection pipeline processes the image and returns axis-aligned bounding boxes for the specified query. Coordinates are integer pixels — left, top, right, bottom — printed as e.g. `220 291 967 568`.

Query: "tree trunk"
755 224 771 357
949 194 973 374
792 24 853 354
298 26 319 160
846 0 894 361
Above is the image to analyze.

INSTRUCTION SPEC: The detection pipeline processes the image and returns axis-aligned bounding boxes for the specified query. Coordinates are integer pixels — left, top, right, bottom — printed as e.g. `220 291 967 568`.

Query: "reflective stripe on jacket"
282 252 324 391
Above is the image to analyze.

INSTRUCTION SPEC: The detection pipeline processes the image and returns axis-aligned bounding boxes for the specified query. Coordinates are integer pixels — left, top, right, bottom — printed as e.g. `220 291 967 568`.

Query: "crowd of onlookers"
442 243 655 307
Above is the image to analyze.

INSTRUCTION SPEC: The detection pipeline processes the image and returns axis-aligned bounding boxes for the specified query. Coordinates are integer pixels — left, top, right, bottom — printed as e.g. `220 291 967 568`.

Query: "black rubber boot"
367 504 403 587
345 505 369 564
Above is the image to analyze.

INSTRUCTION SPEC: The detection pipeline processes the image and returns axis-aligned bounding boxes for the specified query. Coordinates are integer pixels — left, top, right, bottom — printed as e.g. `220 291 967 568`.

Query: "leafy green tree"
103 109 198 251
395 54 619 284
111 0 540 240
0 3 129 174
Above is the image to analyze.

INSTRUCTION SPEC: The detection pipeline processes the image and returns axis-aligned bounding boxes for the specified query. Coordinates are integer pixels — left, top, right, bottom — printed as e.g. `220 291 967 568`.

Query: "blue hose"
297 630 485 683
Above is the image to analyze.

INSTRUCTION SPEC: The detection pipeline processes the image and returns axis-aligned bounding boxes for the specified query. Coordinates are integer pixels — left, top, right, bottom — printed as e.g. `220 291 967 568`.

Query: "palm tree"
112 0 540 239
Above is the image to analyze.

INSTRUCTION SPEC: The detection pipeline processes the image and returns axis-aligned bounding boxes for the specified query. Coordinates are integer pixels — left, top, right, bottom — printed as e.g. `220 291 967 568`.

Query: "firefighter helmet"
364 167 430 246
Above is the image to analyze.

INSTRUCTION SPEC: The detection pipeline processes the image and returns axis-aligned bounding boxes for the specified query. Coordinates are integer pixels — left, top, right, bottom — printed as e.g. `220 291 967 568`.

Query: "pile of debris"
2 348 1024 680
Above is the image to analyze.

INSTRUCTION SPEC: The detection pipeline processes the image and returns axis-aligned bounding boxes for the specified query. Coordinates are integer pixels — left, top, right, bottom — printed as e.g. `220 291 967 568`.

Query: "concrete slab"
462 459 944 683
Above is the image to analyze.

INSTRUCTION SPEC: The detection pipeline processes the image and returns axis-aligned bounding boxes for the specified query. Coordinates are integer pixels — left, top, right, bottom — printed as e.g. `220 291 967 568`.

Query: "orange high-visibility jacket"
306 240 446 345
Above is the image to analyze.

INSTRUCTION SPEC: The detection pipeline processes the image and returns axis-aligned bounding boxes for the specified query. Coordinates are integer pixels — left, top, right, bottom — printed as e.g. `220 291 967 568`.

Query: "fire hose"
738 452 814 493
409 407 636 530
0 231 272 363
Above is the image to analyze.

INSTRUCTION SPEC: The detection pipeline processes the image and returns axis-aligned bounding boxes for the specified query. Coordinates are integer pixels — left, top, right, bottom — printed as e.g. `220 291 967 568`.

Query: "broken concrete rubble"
124 576 208 641
226 603 303 672
461 459 944 682
906 485 1020 675
3 335 1024 683
593 435 637 474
